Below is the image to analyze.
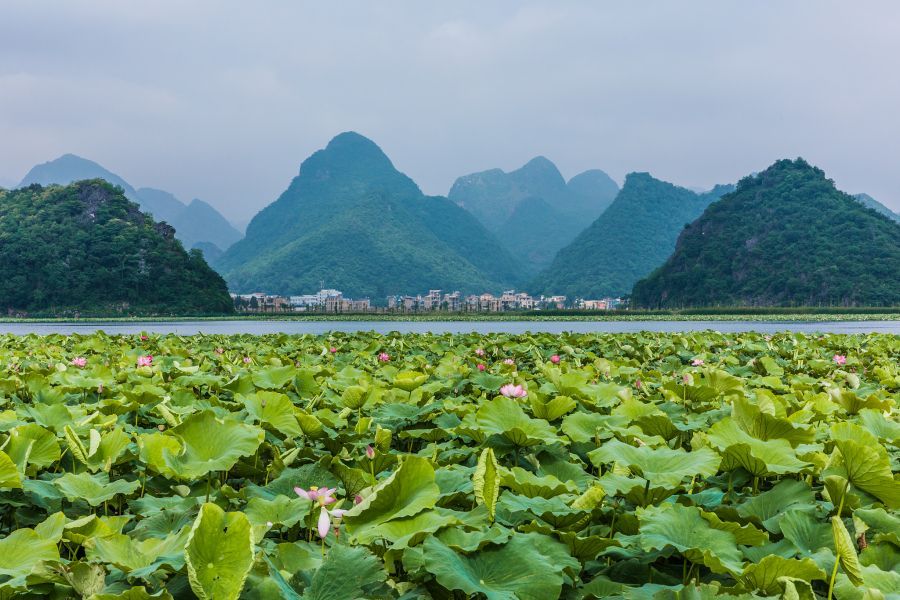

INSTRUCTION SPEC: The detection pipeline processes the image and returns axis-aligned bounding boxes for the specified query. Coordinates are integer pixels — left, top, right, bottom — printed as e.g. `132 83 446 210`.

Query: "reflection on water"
0 320 897 336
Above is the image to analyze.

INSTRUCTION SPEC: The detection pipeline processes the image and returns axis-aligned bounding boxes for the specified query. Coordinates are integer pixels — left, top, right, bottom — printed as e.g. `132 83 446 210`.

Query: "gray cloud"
2 0 898 222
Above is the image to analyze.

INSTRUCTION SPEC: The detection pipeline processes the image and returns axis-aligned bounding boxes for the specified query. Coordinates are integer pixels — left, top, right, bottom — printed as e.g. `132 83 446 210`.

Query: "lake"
0 320 898 335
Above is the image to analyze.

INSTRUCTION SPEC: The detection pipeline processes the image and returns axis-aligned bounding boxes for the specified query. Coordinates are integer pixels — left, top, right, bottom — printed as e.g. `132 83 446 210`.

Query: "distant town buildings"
233 288 622 313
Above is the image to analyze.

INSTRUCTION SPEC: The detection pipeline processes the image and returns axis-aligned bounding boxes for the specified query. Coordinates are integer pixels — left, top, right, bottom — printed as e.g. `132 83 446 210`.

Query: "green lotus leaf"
0 450 21 489
832 516 865 586
162 410 264 480
739 555 826 595
855 508 900 547
708 418 810 476
560 412 630 444
2 423 61 472
0 528 60 578
300 543 386 600
700 510 768 546
737 479 816 532
501 466 577 499
495 492 586 528
779 509 833 555
244 495 309 529
421 533 578 600
436 524 512 552
341 385 368 410
92 587 174 599
530 395 577 421
54 471 140 506
731 395 814 446
474 448 500 522
185 503 254 600
829 423 900 508
343 455 440 542
87 528 189 573
474 396 560 447
57 561 107 598
251 365 296 390
470 372 506 392
356 508 464 549
67 426 131 472
394 370 428 392
240 391 302 438
637 503 744 575
857 408 900 444
588 439 720 489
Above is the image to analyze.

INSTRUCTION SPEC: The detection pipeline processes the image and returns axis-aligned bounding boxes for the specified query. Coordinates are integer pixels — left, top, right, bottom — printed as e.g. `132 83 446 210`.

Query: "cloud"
1 0 898 220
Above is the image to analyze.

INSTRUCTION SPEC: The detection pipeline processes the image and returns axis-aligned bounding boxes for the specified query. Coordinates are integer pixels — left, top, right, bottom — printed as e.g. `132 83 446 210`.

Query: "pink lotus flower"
500 383 527 398
317 507 348 539
635 379 643 389
475 348 485 357
137 355 153 367
295 486 337 506
833 354 847 365
503 358 515 366
365 445 375 459
477 363 486 371
550 354 560 364
139 334 148 341
243 356 251 364
354 495 364 505
330 347 338 354
378 352 390 362
71 357 87 368
691 358 704 366
682 374 691 384
215 347 224 355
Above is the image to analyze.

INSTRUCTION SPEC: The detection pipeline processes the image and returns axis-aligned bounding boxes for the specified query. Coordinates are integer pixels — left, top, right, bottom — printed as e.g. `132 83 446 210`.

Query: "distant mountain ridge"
448 157 619 273
855 193 900 223
530 173 733 298
216 132 524 298
0 180 232 314
18 154 242 252
632 159 900 307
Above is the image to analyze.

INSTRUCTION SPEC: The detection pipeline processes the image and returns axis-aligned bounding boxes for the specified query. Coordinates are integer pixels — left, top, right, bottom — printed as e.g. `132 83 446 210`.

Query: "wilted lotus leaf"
161 410 264 480
421 533 578 600
588 439 720 489
185 503 254 600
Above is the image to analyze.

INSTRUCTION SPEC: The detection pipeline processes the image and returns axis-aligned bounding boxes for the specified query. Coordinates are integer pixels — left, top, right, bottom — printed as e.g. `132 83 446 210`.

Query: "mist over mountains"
8 132 900 308
18 154 242 254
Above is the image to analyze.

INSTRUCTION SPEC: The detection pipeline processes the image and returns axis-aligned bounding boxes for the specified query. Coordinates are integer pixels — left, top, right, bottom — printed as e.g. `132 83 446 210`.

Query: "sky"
2 1 899 224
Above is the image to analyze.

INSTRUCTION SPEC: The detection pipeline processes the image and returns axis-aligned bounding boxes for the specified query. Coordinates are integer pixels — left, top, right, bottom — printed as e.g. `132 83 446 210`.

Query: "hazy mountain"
855 193 900 223
530 174 733 298
0 180 232 314
448 158 619 273
632 159 900 307
17 154 242 251
217 132 523 298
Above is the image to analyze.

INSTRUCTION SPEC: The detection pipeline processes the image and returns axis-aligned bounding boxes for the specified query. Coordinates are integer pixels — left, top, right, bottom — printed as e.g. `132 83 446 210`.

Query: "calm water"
0 320 897 335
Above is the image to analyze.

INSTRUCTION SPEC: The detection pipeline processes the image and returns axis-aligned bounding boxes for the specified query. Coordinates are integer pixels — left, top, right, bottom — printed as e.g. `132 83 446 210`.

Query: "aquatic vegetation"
0 330 896 598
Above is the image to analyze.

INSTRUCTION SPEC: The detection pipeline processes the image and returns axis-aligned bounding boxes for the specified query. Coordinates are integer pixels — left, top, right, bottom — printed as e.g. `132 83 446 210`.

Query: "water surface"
0 320 897 335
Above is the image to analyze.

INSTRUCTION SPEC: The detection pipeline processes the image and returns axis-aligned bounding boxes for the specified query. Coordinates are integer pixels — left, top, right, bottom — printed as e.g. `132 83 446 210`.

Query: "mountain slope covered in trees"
0 181 233 314
530 174 732 298
632 159 900 307
216 132 523 298
18 154 242 251
448 158 619 273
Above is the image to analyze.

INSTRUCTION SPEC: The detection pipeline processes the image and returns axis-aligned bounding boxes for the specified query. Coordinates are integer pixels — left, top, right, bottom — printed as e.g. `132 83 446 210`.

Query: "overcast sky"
2 1 899 223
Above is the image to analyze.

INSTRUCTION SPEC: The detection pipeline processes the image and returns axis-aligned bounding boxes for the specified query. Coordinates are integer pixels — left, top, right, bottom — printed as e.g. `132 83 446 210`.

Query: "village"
230 288 624 313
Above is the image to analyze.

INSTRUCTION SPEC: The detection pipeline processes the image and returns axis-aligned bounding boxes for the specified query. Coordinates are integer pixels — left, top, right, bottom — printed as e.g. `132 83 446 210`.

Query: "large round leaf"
474 396 560 447
421 533 577 600
0 528 60 577
185 503 254 600
588 439 720 489
54 472 140 506
162 410 264 479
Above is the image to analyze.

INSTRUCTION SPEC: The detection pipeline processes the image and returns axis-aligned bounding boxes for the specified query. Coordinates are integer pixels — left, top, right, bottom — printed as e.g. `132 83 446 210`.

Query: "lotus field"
0 332 897 599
